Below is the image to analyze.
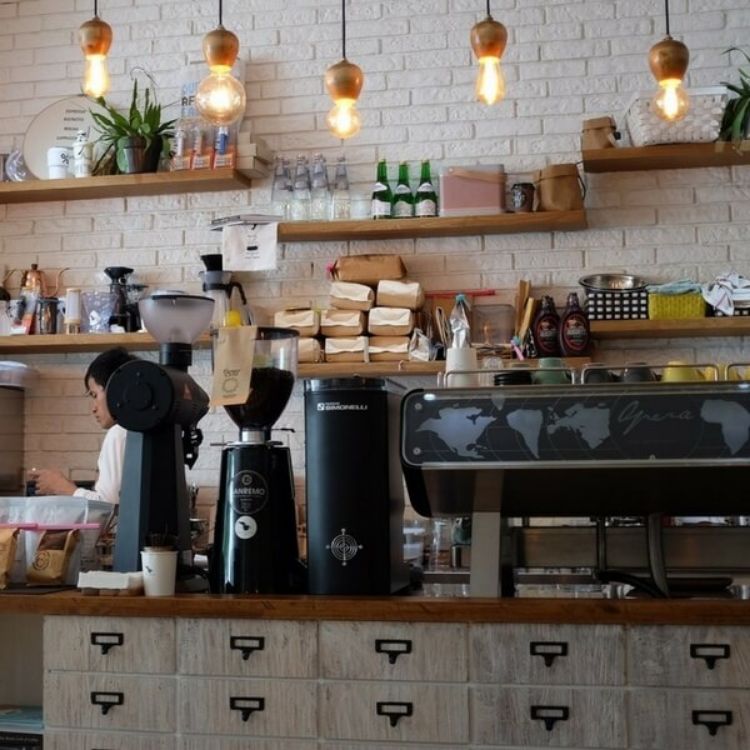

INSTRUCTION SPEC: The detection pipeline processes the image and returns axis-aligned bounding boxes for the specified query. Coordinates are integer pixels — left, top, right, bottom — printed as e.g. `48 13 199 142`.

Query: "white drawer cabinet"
628 625 750 688
320 621 467 682
178 676 317 738
179 739 317 750
472 685 627 748
44 729 175 750
45 616 175 674
44 672 176 733
178 618 316 677
629 688 750 749
320 681 469 744
471 624 625 686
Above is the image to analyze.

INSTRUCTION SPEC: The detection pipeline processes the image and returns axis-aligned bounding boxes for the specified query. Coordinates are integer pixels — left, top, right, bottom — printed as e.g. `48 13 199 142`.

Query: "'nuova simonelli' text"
317 402 368 412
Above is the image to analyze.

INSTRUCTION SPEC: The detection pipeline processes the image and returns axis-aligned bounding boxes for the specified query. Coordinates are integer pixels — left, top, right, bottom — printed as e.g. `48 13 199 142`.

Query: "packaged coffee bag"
27 529 79 585
0 528 19 589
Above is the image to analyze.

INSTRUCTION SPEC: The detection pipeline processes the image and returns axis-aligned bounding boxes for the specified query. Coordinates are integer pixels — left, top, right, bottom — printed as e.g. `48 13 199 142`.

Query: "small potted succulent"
89 72 175 175
720 47 750 149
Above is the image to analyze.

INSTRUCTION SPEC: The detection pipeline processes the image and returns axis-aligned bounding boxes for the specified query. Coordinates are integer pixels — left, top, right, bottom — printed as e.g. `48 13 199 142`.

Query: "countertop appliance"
107 292 213 574
305 377 409 595
210 327 303 594
401 367 750 597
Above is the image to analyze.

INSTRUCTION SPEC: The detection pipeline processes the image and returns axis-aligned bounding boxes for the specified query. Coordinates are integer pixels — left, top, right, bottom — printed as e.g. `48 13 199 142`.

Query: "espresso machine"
305 377 409 595
210 327 303 594
107 291 213 573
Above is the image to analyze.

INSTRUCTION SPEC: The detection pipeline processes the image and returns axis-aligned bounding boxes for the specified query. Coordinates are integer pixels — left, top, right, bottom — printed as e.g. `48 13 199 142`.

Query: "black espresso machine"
210 327 303 594
401 365 750 597
305 377 409 595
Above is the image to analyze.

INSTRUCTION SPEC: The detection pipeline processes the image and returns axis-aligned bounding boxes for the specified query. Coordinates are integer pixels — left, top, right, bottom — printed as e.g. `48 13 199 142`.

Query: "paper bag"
320 309 366 337
329 281 375 311
332 254 406 285
325 336 368 362
211 325 257 407
369 336 410 362
368 307 414 336
376 280 425 311
273 309 320 336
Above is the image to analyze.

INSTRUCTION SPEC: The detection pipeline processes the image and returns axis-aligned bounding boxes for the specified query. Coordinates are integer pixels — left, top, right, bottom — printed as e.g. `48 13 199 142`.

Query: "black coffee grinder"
103 266 134 331
210 327 303 594
106 291 214 574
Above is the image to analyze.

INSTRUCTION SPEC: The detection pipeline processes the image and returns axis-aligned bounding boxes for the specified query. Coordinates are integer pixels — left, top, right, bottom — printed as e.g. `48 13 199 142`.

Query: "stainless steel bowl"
578 273 648 292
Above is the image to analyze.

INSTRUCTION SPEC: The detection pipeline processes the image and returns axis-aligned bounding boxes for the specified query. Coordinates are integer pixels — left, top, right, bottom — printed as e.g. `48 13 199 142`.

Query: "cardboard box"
439 165 506 217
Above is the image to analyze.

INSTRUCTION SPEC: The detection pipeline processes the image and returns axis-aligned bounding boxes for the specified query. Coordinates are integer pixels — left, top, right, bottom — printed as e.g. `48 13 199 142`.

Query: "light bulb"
475 57 506 106
326 99 361 139
652 78 690 122
195 70 246 126
83 54 110 98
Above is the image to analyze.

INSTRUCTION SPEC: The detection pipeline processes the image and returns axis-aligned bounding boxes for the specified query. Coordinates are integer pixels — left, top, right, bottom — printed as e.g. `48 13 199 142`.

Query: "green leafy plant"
90 75 176 175
720 47 750 147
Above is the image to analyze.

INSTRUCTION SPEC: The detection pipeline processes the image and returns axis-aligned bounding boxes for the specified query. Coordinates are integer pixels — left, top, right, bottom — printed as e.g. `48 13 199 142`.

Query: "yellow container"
647 292 705 320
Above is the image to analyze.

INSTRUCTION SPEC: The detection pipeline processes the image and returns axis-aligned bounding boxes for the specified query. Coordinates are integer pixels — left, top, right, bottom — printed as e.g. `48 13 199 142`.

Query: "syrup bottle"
559 292 591 356
532 295 561 357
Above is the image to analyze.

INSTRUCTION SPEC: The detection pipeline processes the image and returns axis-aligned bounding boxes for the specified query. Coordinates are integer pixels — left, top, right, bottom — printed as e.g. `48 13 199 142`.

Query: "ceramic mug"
622 362 656 383
532 356 569 385
47 147 70 179
661 360 704 383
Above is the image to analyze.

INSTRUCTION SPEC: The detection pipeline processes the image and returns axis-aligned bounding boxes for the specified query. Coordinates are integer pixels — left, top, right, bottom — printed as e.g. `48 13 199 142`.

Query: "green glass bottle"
392 162 415 218
414 160 438 217
371 159 393 219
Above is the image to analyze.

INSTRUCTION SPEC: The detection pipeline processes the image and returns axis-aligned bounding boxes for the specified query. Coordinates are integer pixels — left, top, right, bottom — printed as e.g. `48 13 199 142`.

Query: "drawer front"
177 619 316 677
322 745 463 749
45 616 175 674
628 625 750 688
471 624 625 686
321 681 468 744
45 729 175 750
178 677 316 738
320 621 467 681
472 686 627 748
44 673 176 733
629 688 749 750
179 740 316 750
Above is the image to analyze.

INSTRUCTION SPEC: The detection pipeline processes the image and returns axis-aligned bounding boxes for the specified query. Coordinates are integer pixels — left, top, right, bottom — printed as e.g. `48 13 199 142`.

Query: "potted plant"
720 47 750 149
90 74 176 175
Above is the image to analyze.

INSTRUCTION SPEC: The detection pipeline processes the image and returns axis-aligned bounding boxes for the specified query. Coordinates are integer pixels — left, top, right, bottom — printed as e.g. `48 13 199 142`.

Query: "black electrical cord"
219 0 223 27
487 0 491 17
94 0 98 16
342 0 347 59
664 0 670 36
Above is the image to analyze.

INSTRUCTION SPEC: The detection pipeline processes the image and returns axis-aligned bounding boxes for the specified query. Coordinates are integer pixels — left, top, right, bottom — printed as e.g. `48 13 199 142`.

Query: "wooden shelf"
591 317 750 340
0 165 269 204
298 361 441 378
0 332 211 353
583 142 750 173
277 210 587 242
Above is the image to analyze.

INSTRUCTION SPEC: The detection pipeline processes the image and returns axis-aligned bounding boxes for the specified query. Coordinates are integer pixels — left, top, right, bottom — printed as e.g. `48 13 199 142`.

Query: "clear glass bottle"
271 155 293 219
310 153 330 220
392 162 415 218
290 154 311 221
415 160 438 217
371 159 393 219
330 154 351 220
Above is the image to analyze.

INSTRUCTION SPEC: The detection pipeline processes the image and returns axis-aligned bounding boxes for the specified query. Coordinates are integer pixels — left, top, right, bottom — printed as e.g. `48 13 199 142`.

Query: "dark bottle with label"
371 159 393 219
532 295 561 357
559 292 591 356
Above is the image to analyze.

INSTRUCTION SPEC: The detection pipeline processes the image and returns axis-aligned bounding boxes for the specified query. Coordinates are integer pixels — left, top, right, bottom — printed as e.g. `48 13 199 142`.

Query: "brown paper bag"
376 280 425 310
211 325 257 407
28 529 79 585
535 163 585 211
329 281 375 311
369 336 410 361
320 309 366 337
324 336 368 362
0 528 18 589
581 116 620 151
332 254 406 285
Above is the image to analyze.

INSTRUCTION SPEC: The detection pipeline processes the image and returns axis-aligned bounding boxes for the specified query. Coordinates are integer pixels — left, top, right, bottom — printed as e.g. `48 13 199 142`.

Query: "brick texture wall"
1 0 749 509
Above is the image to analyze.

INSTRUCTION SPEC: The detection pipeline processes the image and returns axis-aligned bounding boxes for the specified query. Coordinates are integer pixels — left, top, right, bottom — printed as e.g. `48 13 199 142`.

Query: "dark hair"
84 347 137 389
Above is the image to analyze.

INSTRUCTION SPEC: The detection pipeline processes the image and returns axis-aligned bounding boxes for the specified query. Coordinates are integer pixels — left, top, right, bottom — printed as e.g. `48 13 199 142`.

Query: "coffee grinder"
103 266 134 331
210 327 303 594
106 291 213 574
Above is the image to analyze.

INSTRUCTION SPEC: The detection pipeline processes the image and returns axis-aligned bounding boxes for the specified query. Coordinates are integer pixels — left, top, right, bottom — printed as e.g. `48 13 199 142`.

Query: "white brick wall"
0 0 748 497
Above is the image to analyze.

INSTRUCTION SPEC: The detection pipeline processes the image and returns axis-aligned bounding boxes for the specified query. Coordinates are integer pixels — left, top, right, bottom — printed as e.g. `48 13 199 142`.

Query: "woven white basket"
625 86 727 147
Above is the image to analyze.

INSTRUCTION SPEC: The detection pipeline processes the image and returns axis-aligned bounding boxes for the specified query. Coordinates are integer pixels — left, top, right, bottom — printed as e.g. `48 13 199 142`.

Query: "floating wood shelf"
583 142 750 173
277 210 587 242
0 166 269 204
0 332 212 353
591 317 750 339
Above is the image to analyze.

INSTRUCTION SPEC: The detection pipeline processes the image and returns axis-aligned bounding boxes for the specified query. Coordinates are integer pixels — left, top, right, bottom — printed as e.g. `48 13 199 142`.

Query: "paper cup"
140 549 177 596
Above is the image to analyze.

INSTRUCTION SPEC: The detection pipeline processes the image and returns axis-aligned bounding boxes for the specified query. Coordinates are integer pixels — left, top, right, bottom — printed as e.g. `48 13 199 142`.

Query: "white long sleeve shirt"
73 424 127 505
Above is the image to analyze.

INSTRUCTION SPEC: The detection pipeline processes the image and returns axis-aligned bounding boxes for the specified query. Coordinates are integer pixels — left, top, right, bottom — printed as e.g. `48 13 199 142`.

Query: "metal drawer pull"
530 641 568 668
690 643 731 670
530 705 570 732
90 632 124 655
230 635 266 661
375 638 413 665
90 691 124 715
692 710 733 737
376 701 413 727
230 696 265 722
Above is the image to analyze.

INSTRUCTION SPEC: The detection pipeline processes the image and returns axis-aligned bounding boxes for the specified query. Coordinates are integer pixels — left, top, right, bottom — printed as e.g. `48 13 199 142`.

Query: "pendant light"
195 0 246 126
649 0 690 122
470 0 508 106
324 0 364 139
78 0 112 98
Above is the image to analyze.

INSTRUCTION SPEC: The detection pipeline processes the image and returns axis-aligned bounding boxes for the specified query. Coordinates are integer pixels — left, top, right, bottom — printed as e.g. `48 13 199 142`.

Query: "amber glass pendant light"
649 0 690 122
470 0 508 106
79 0 112 98
325 0 364 139
195 0 246 126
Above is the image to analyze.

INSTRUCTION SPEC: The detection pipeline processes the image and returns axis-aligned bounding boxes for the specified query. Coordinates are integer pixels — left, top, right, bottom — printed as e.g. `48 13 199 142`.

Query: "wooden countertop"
2 591 749 625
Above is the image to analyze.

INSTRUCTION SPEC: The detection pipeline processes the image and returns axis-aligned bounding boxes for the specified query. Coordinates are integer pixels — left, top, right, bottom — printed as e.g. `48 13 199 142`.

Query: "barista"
29 347 137 505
